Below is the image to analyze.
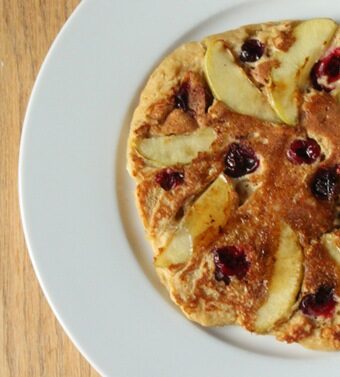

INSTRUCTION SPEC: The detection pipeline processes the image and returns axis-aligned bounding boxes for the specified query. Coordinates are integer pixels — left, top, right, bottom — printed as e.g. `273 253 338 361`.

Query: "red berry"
287 139 321 165
224 143 259 178
300 286 336 318
213 246 250 284
310 48 340 91
239 39 265 63
174 83 189 112
311 166 339 201
155 169 184 191
325 54 340 80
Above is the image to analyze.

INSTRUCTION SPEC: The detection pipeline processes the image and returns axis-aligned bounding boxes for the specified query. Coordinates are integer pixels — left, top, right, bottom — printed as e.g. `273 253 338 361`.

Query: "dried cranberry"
155 169 184 191
300 286 336 318
174 83 189 112
224 143 259 178
325 54 340 80
310 48 340 91
239 39 265 63
287 138 321 165
311 166 339 201
213 246 250 284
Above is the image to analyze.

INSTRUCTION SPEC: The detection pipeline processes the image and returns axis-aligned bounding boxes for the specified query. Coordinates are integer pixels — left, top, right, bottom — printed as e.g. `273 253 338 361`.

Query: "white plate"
19 0 340 375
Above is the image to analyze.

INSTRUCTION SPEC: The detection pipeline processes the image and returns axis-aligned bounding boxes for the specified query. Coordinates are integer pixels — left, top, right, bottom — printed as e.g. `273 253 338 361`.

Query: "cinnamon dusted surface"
127 20 340 349
142 94 338 328
131 80 340 345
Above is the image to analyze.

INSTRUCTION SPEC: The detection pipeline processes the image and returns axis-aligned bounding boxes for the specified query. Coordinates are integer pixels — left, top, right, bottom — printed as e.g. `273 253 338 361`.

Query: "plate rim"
18 0 340 376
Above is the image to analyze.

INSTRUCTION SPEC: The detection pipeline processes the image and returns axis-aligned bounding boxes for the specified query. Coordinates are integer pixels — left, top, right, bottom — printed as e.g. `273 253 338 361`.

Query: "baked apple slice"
137 127 216 166
332 87 340 103
322 232 340 264
268 19 337 125
204 40 279 123
255 224 303 333
155 174 235 267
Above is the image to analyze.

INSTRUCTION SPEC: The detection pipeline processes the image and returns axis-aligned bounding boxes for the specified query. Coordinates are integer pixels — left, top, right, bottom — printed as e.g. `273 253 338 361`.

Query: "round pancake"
127 19 340 350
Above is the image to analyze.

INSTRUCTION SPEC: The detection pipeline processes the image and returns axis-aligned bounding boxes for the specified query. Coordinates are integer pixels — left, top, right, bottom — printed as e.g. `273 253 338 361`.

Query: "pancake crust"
127 20 340 350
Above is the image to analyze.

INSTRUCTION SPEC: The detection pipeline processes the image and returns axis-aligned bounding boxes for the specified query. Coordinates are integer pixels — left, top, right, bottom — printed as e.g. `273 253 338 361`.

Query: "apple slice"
268 19 337 125
332 87 340 103
335 90 340 103
155 174 235 267
137 127 216 166
322 232 340 264
255 224 303 333
204 40 279 123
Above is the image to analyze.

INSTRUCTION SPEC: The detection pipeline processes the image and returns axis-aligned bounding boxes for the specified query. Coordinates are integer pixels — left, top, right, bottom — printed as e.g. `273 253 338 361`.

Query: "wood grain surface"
1 1 100 376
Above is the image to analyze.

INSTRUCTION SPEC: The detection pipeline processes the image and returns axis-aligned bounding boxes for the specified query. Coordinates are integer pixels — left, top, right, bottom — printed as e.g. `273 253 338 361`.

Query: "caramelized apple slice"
255 224 303 333
322 232 340 264
336 91 340 103
268 19 337 125
332 87 340 103
155 174 235 267
137 127 216 166
204 40 279 123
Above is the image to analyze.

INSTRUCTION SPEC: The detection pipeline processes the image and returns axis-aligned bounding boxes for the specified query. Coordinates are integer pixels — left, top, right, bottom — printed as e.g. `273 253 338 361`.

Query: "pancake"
127 19 340 350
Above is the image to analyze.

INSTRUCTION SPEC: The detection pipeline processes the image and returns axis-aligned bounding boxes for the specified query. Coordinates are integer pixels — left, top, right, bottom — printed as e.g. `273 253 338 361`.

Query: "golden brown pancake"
127 19 340 350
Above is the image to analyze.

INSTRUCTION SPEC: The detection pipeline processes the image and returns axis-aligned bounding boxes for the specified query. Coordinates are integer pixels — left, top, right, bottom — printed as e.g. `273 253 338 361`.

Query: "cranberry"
213 246 250 284
311 166 338 201
174 83 189 112
224 143 259 178
155 169 184 191
310 48 340 91
325 54 340 80
300 286 336 318
239 39 265 63
287 138 321 165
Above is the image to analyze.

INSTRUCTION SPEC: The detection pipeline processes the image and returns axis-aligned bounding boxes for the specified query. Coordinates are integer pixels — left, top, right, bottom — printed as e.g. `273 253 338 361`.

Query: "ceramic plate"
19 0 340 375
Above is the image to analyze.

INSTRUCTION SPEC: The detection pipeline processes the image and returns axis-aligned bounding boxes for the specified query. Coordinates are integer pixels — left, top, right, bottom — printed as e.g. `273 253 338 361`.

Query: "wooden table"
1 1 99 375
